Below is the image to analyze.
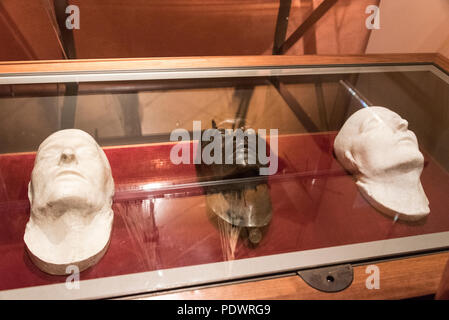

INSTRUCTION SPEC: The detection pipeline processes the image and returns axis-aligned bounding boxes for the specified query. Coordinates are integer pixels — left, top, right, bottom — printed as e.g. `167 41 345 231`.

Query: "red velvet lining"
0 132 448 291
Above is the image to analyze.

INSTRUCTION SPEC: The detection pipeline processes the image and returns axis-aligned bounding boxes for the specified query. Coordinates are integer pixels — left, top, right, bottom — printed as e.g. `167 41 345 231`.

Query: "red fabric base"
0 132 448 291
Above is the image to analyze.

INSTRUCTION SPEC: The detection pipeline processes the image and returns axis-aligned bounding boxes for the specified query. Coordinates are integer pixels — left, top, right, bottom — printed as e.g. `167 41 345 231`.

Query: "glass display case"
0 55 448 299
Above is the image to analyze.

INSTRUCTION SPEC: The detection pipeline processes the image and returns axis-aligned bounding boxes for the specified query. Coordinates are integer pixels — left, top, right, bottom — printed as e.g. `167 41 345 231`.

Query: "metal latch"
297 264 354 293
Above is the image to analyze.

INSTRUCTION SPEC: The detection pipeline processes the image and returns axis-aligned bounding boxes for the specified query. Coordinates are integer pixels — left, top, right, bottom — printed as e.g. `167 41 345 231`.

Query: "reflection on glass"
196 119 273 251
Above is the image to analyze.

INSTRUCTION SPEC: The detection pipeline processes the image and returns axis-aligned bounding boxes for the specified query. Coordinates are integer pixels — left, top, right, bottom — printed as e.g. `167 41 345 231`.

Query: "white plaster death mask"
24 129 114 275
334 106 429 221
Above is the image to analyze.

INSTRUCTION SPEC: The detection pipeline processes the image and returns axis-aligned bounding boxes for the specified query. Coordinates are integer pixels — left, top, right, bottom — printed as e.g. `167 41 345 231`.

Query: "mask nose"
59 148 77 165
397 118 408 131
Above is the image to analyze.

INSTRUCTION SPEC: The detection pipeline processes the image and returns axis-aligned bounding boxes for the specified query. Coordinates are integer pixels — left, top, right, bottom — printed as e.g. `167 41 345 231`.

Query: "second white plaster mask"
334 106 430 221
24 129 114 274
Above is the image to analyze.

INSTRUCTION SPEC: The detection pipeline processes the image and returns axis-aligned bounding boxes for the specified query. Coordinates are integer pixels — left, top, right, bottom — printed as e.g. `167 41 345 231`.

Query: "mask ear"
28 181 33 203
344 150 359 173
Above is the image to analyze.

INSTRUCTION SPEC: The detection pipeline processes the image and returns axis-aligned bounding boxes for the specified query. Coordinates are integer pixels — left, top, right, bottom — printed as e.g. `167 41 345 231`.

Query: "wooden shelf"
135 252 449 300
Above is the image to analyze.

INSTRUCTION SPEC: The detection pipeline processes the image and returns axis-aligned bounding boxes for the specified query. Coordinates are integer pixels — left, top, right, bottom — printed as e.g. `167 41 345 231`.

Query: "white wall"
366 0 449 55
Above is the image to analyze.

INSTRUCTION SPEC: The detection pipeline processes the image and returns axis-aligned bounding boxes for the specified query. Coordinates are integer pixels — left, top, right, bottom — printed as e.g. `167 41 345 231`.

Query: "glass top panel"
1 67 448 169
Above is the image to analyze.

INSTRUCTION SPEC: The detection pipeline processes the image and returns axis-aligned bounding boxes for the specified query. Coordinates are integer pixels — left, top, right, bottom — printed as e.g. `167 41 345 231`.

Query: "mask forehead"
375 108 401 122
345 107 398 132
38 129 98 153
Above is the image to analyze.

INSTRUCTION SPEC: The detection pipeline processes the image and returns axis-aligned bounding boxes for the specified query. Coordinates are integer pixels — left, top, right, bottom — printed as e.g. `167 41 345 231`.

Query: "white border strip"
0 65 441 85
1 231 448 300
430 65 449 84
